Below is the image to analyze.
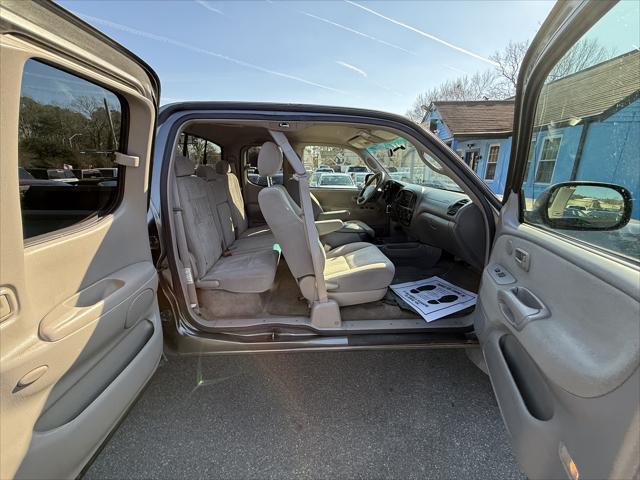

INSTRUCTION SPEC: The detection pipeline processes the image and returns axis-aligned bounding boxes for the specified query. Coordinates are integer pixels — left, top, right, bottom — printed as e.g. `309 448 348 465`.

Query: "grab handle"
498 287 550 330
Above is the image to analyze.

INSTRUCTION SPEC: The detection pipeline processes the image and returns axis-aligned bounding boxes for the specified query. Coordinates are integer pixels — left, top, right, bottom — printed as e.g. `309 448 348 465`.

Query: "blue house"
422 50 639 218
422 100 515 197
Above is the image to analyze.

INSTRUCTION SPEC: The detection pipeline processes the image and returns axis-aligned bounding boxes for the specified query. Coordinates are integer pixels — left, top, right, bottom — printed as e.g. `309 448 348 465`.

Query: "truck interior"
166 120 490 334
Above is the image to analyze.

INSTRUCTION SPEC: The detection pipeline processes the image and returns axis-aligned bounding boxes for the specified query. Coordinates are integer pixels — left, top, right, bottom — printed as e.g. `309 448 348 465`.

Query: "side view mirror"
529 181 632 231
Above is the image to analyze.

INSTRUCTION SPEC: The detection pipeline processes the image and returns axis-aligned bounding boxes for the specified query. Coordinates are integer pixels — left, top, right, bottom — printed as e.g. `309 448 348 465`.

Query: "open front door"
477 1 640 479
0 1 162 478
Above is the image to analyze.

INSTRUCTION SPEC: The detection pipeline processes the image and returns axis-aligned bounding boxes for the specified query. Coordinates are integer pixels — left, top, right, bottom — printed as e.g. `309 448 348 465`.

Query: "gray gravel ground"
84 349 524 480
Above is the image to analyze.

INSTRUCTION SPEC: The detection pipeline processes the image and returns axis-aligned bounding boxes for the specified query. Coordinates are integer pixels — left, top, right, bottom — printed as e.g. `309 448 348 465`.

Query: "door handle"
497 287 550 330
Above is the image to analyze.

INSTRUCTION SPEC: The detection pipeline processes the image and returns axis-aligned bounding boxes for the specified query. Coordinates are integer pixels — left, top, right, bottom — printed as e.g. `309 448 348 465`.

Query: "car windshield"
366 137 463 192
320 174 353 186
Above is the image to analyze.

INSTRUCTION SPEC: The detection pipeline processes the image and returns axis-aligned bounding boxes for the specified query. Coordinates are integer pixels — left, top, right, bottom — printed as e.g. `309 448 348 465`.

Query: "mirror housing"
528 181 632 231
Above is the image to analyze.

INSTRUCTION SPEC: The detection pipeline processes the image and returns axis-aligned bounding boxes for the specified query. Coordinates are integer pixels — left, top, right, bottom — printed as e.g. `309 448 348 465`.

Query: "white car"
316 173 355 188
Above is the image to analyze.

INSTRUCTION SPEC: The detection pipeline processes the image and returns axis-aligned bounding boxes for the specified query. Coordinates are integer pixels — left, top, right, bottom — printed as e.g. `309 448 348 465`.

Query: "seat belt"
171 173 200 311
269 130 328 303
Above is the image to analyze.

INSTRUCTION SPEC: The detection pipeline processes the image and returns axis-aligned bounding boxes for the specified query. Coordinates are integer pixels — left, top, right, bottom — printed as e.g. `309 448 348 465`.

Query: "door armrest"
315 219 345 236
317 210 351 221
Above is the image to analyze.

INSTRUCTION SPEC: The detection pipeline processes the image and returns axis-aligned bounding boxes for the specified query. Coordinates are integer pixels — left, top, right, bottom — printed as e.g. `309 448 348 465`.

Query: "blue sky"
58 0 555 114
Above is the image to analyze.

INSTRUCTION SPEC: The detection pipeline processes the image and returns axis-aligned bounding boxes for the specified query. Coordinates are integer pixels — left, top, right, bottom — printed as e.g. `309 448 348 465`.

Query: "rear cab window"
18 59 125 241
243 145 283 186
174 132 222 169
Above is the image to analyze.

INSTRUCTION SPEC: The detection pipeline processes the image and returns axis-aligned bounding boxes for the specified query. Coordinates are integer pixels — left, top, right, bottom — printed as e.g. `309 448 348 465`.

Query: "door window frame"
502 0 616 207
19 57 130 246
502 0 636 265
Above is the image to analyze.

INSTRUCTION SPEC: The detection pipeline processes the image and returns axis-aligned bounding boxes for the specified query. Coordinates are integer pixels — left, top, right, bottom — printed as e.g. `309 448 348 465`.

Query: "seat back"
196 164 236 247
214 160 249 235
257 143 325 300
174 156 224 278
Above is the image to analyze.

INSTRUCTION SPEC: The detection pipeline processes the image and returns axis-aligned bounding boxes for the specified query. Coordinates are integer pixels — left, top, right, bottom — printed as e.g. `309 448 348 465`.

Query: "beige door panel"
1 5 161 478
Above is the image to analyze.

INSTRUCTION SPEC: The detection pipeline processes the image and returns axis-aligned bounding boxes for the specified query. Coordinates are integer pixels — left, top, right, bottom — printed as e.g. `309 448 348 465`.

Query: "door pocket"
499 334 554 421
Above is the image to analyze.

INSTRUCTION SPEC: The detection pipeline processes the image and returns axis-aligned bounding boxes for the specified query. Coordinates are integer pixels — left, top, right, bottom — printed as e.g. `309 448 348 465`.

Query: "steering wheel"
357 171 384 205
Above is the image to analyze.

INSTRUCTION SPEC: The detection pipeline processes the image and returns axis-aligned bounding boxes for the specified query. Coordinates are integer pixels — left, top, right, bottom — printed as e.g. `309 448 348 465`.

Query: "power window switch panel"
488 264 516 285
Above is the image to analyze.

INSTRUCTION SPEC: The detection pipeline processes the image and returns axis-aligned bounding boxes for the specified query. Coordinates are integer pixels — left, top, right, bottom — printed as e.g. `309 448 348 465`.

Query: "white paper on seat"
390 276 477 323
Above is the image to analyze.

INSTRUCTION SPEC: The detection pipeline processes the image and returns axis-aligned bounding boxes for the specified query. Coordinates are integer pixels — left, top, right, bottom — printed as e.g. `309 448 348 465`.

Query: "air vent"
447 199 469 216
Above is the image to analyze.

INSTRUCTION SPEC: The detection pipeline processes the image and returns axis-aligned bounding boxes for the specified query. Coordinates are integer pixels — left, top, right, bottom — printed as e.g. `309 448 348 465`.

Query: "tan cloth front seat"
257 142 395 306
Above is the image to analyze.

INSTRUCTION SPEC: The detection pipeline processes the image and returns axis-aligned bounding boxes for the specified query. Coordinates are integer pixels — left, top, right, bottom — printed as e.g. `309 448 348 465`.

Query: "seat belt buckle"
222 250 233 257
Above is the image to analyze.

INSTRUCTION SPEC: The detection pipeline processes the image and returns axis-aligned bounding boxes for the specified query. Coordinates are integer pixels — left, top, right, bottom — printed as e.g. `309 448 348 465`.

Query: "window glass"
177 133 221 168
522 1 639 260
18 59 124 240
303 146 364 188
243 145 282 186
484 145 500 180
368 137 463 192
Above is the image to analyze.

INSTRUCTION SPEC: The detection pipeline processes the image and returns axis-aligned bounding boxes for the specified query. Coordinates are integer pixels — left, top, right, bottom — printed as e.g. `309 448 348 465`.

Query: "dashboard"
383 180 486 270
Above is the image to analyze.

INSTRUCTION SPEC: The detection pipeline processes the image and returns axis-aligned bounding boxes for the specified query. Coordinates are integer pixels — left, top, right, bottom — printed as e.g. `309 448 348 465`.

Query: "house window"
429 120 438 133
524 139 536 180
534 136 561 183
484 145 500 180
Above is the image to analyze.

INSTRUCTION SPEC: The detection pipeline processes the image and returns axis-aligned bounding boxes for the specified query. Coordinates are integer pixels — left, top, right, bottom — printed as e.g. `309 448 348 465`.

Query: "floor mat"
265 258 480 321
83 350 524 480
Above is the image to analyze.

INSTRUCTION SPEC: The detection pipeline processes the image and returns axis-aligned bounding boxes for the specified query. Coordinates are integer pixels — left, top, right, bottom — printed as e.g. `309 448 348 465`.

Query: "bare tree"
490 40 529 98
405 70 500 122
406 36 616 123
548 37 614 81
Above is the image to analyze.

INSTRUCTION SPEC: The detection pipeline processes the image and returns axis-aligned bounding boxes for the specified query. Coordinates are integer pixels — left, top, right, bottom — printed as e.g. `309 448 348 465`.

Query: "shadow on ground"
84 349 524 480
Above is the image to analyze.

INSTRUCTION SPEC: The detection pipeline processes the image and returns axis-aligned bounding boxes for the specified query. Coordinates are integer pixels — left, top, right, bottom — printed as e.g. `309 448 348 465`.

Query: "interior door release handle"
497 287 550 330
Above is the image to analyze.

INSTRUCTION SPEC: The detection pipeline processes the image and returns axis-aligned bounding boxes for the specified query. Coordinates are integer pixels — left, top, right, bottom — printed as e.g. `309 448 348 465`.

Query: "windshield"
366 137 463 192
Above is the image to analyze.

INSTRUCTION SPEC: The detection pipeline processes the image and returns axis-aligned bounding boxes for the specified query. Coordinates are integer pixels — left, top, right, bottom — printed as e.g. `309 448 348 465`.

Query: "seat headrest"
174 155 195 177
257 142 283 177
215 160 231 175
195 164 217 180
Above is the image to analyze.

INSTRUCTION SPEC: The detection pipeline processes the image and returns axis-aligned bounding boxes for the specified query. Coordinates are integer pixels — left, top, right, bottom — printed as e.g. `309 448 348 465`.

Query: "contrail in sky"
336 61 368 77
79 14 347 94
345 1 498 66
300 11 417 56
194 0 224 15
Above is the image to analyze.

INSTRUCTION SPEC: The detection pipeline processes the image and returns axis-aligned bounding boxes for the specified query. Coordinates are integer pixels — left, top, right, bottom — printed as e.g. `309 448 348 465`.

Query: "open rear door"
476 1 640 479
0 1 162 478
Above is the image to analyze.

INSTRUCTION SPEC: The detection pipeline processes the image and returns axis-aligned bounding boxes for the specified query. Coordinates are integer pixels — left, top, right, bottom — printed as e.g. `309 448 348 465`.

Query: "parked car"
72 168 103 179
26 167 78 184
315 165 334 173
97 167 118 178
353 172 369 189
316 173 355 188
18 167 71 194
344 165 369 174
